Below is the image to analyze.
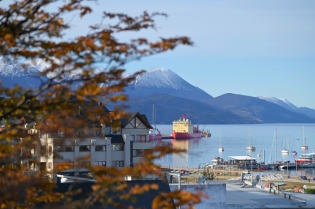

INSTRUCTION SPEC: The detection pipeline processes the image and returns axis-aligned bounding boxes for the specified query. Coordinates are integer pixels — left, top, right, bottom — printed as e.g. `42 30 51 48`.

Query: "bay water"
154 123 315 177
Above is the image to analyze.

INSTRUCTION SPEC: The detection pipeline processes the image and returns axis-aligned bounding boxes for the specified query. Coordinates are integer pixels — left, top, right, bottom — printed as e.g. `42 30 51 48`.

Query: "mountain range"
124 68 315 124
1 58 315 124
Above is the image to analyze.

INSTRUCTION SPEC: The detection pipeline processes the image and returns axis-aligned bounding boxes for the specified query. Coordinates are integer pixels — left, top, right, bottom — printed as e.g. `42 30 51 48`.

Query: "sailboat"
301 126 308 151
281 137 289 155
218 132 224 152
246 131 255 151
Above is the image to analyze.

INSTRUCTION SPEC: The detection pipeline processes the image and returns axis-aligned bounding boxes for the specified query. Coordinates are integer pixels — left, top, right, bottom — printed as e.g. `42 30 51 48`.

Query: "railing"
279 191 306 205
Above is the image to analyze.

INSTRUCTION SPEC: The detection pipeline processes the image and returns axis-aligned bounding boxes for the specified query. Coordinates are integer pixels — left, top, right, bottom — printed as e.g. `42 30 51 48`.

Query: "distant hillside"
205 93 315 123
125 68 213 101
2 59 315 124
125 94 257 124
258 96 315 118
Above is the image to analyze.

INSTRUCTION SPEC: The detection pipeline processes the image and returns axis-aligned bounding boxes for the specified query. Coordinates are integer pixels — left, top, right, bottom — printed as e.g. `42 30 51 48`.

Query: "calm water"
154 123 315 176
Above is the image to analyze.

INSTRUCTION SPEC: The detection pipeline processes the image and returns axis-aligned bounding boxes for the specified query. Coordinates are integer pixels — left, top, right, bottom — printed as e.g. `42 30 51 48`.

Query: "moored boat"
299 162 315 168
246 131 255 151
295 152 315 165
281 148 289 154
257 163 270 170
171 114 202 139
218 132 224 152
291 150 297 156
149 129 162 140
279 162 296 170
301 126 308 151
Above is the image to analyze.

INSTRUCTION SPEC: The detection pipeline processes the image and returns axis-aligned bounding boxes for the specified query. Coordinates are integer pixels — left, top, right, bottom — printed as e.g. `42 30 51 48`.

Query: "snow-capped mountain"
258 96 299 111
1 59 315 122
131 68 193 89
258 96 315 118
0 57 43 77
0 57 50 88
126 67 213 101
0 58 84 89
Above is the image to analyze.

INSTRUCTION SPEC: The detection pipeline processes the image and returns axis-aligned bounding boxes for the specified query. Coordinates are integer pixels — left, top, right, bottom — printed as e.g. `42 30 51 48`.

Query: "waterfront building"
3 102 155 182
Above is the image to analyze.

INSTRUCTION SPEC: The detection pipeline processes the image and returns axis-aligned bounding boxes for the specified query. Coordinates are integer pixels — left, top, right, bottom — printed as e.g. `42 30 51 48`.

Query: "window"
134 135 146 142
95 161 106 166
57 146 74 152
133 149 144 157
30 144 37 155
79 145 91 152
95 145 106 151
48 145 52 155
129 135 135 141
65 146 74 152
40 145 46 155
112 160 124 167
48 162 52 169
112 144 124 151
140 135 146 142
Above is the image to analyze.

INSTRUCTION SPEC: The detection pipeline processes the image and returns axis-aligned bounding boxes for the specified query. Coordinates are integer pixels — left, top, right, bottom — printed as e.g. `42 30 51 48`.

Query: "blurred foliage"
0 0 208 208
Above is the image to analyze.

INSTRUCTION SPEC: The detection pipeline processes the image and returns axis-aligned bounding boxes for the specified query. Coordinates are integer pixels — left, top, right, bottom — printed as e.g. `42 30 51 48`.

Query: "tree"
0 0 206 208
202 169 217 181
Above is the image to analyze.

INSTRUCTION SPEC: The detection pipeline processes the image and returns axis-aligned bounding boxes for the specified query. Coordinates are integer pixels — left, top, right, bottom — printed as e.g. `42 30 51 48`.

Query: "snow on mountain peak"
132 67 192 90
258 96 298 110
0 57 41 77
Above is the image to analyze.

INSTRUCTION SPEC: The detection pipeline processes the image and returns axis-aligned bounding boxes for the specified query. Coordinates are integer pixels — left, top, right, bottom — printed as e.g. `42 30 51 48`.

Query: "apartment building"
17 108 155 181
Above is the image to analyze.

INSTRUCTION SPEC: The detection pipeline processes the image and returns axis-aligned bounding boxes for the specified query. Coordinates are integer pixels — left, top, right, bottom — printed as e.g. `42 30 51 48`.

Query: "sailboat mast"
275 128 277 163
189 105 192 123
152 104 157 129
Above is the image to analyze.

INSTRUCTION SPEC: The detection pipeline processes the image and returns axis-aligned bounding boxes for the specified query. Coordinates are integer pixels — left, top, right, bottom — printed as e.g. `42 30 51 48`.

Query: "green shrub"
304 188 315 194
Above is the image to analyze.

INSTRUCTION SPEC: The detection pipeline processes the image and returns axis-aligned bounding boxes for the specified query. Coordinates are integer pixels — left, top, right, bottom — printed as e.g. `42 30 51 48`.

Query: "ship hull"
172 131 202 139
149 134 163 140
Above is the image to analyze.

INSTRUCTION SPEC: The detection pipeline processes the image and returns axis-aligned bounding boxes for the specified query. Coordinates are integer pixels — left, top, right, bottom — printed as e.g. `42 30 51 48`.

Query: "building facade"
22 112 155 180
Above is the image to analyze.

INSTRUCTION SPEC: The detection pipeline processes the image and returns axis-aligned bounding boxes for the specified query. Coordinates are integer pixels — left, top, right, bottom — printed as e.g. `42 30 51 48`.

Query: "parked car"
299 175 307 180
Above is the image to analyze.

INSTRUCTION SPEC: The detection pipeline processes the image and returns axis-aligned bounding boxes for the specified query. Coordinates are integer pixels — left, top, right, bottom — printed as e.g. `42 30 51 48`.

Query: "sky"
92 1 315 108
6 0 315 109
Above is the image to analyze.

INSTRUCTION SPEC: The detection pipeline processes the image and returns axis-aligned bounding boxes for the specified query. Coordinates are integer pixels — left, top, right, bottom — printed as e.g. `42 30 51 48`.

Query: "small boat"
281 137 289 154
218 132 224 152
246 145 256 151
257 163 270 170
301 144 308 151
281 148 289 154
279 162 296 170
301 126 308 151
246 131 255 151
149 129 162 140
291 150 297 156
202 130 211 138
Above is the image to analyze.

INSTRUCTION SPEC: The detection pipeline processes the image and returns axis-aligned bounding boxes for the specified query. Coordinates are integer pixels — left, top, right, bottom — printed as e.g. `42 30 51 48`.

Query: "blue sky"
90 1 315 108
9 1 315 109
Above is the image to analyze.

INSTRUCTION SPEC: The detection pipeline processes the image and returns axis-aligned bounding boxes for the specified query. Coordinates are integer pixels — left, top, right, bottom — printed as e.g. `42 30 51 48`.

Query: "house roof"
121 112 153 129
49 180 174 209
